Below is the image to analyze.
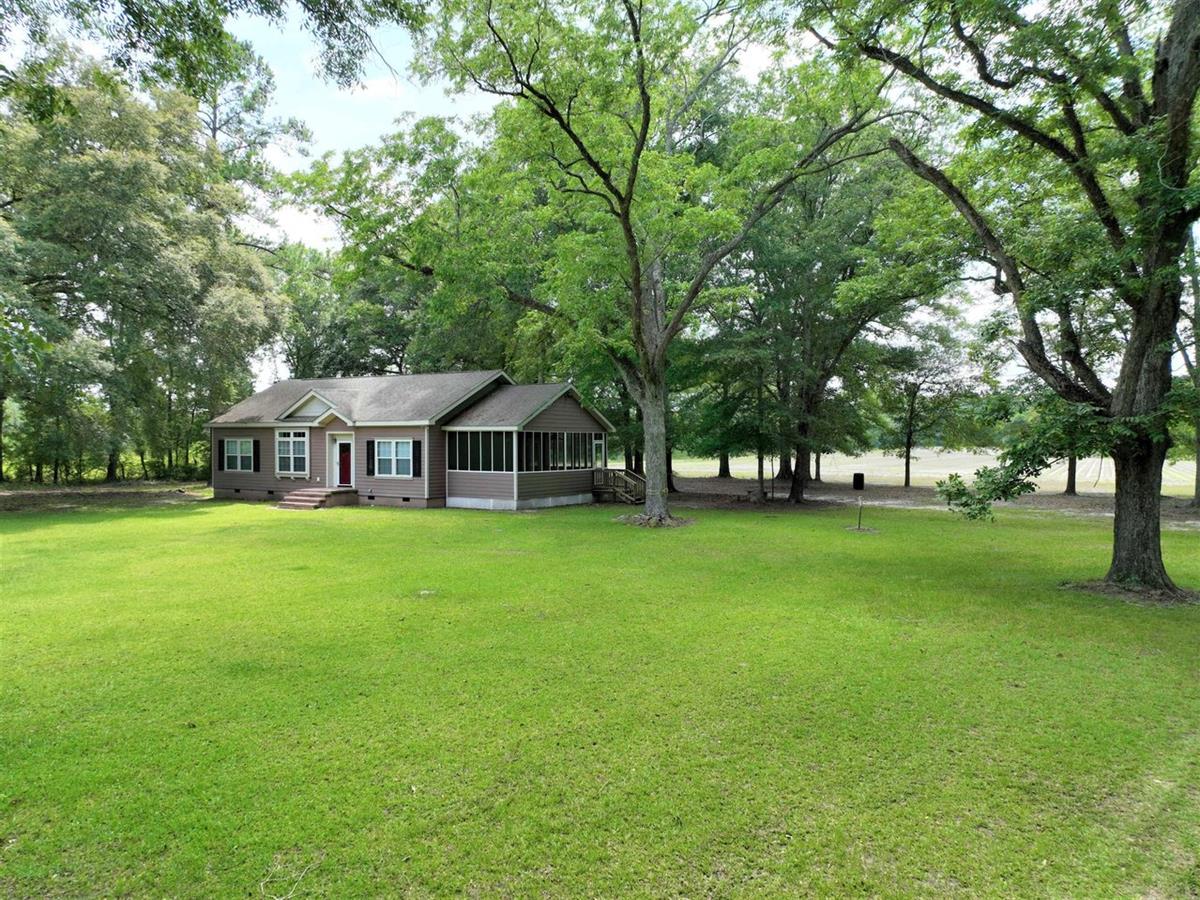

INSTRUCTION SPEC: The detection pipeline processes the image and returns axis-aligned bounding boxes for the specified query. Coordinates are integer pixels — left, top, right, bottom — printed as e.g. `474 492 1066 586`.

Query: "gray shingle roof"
443 383 574 428
208 371 506 425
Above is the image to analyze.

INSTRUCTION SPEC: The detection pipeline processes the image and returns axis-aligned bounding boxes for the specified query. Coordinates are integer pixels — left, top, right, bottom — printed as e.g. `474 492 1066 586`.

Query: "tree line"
1 0 1198 595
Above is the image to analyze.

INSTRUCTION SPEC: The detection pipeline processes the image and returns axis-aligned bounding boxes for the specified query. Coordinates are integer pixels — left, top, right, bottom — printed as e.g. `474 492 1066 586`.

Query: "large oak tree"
414 0 902 521
820 0 1200 593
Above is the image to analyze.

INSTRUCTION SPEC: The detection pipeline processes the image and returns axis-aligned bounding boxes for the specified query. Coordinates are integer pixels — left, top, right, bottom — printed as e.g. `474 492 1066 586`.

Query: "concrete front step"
277 485 359 510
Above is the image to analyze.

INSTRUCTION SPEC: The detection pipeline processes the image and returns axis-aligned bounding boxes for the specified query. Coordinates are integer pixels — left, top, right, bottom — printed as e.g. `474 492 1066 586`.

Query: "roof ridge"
280 369 502 385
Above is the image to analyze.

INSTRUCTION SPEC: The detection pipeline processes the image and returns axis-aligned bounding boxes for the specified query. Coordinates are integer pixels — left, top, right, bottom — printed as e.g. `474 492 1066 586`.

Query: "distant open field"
674 449 1198 497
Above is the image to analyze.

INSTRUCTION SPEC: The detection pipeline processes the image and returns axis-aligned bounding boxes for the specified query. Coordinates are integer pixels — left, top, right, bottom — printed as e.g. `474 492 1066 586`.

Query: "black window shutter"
252 439 261 472
366 440 375 476
413 440 422 478
217 439 225 471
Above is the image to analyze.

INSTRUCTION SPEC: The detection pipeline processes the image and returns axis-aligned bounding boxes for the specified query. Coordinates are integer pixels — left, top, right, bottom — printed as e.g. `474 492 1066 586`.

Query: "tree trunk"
624 445 634 472
718 449 731 478
633 449 644 476
788 440 810 502
1064 453 1078 496
35 461 43 483
903 387 917 489
666 446 677 494
105 449 119 482
813 452 822 482
754 447 766 501
1192 420 1200 508
1106 439 1175 591
777 446 793 480
639 378 671 522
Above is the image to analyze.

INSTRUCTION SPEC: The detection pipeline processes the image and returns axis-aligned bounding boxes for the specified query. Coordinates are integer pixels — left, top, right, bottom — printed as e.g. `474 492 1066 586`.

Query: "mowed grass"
1 501 1199 897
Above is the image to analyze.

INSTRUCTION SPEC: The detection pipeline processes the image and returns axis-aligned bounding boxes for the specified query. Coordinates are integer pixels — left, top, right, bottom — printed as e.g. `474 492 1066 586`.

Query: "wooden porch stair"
277 486 358 510
592 469 646 504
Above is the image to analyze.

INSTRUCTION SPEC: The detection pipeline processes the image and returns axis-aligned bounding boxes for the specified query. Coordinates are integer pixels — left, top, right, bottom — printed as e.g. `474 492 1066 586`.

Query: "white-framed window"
375 439 413 477
275 429 308 476
224 438 253 472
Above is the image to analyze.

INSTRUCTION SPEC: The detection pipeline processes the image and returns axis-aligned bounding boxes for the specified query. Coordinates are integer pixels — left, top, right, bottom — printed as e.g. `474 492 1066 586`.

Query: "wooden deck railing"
592 468 646 504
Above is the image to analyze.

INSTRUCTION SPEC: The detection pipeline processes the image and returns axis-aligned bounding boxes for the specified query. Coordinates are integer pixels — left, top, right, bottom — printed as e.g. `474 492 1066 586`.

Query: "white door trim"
328 432 355 488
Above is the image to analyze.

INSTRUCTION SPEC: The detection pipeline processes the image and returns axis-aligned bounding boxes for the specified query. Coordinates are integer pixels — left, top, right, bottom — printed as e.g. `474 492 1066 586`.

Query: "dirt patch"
0 482 210 513
1061 581 1200 605
670 475 1200 530
614 513 695 528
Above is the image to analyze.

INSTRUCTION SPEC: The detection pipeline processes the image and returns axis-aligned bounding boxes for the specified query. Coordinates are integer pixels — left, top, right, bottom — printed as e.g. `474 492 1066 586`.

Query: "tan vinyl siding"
355 427 426 499
426 427 446 499
447 470 516 500
525 395 606 431
211 426 328 495
516 470 594 500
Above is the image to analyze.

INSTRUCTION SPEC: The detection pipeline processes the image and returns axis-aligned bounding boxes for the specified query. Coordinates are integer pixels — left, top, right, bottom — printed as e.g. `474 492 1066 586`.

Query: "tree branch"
854 35 1134 270
888 138 1108 407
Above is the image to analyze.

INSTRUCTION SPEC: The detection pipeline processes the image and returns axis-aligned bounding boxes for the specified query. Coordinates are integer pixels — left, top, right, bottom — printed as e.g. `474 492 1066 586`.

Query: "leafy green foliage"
1 58 279 479
3 0 424 93
937 398 1140 519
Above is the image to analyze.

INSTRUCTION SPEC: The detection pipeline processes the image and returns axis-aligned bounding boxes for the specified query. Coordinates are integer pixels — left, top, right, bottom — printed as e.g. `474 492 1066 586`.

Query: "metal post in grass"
844 475 873 532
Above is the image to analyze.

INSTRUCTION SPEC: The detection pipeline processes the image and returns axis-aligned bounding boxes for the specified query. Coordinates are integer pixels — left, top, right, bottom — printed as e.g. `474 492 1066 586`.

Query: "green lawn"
2 500 1199 896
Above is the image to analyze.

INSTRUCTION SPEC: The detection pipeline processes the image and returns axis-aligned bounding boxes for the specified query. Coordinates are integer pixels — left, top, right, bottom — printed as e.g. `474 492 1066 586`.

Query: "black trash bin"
852 472 865 491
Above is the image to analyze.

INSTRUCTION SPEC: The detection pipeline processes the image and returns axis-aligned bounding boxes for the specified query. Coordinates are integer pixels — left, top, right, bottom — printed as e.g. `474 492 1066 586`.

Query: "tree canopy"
1 0 1197 595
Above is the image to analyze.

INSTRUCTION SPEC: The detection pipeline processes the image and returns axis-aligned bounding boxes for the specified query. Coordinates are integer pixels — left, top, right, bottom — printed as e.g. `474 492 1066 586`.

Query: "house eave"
427 370 514 425
442 425 520 432
207 418 448 428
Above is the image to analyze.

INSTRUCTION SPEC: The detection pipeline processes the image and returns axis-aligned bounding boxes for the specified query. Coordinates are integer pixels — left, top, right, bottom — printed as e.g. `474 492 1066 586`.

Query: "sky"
227 14 495 249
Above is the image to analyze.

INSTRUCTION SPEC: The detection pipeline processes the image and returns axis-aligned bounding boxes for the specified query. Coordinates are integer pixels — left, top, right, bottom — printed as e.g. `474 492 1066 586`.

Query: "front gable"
279 390 347 424
524 392 611 432
285 395 332 419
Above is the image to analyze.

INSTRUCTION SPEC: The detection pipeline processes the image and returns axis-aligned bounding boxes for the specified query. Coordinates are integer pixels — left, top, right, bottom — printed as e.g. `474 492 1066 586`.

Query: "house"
206 370 618 510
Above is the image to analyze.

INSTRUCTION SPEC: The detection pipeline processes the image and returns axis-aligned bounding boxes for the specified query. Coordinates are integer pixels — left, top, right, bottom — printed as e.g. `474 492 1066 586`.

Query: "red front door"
338 442 352 485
